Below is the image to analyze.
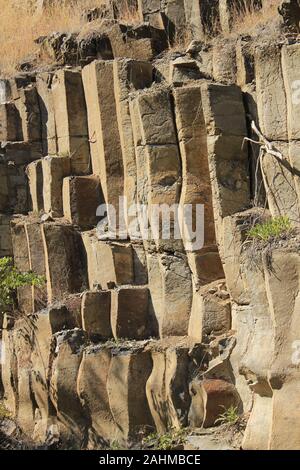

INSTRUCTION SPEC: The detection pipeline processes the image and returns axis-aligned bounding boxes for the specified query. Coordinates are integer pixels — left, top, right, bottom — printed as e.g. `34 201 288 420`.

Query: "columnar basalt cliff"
1 0 300 450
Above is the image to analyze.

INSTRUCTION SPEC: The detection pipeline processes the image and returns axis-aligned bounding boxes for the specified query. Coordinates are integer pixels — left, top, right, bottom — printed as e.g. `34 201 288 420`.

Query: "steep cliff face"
1 0 300 450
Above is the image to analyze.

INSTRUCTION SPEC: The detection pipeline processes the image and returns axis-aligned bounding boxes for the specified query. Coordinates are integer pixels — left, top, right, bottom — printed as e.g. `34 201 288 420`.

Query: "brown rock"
107 344 154 440
81 291 112 340
63 175 104 228
111 287 149 340
202 379 240 428
52 69 90 174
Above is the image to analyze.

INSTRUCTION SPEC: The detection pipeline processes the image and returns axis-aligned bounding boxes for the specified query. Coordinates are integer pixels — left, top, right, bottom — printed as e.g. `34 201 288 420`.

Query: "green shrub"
0 257 45 313
247 216 292 242
215 405 240 427
143 428 188 450
0 400 11 419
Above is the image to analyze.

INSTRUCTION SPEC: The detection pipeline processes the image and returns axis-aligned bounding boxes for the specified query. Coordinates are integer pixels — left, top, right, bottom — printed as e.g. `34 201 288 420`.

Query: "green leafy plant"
109 440 125 450
247 216 292 242
0 400 11 419
215 405 240 427
143 428 188 450
0 257 45 313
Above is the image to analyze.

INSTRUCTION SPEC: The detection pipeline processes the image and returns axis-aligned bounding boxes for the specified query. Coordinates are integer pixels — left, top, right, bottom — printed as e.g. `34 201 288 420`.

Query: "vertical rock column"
11 219 32 313
130 87 193 337
36 72 58 156
255 44 300 222
281 43 300 217
173 85 223 287
52 69 90 175
201 82 250 260
130 87 182 250
82 60 124 224
113 59 153 232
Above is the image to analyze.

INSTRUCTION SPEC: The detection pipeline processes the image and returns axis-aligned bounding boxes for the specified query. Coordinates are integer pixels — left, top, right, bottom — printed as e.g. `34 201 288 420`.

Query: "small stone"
208 287 217 294
186 40 203 56
218 290 230 300
40 213 54 223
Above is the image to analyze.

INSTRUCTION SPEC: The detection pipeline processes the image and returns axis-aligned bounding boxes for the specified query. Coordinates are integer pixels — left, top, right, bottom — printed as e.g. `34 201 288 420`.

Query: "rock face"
1 0 300 451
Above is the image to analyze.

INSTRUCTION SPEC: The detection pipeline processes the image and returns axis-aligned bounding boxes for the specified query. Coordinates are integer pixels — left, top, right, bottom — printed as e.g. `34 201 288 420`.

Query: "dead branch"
244 121 283 160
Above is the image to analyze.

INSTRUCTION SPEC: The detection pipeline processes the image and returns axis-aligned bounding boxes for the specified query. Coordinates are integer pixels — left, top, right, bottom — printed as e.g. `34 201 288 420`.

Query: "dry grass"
0 0 282 76
0 0 140 77
226 0 280 37
169 0 281 52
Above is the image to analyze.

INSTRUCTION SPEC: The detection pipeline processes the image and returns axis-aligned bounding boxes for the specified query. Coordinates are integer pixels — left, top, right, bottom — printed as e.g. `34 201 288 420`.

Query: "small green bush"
143 428 188 450
0 400 11 419
215 405 240 427
0 257 45 313
247 216 292 242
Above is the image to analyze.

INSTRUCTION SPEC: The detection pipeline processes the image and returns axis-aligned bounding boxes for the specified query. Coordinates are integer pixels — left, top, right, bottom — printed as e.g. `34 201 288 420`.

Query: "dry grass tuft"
227 0 280 37
111 0 141 24
0 0 282 76
0 0 140 77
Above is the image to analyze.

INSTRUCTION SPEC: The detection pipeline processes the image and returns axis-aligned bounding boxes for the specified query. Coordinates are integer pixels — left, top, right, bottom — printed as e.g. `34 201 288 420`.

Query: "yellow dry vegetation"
0 0 281 77
0 0 139 76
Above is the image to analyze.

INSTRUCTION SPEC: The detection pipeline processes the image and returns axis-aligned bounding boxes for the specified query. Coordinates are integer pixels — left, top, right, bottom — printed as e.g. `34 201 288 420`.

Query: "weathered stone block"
212 40 237 84
1 141 42 165
201 82 250 258
13 319 35 436
187 248 224 288
99 21 157 61
0 214 12 257
262 141 300 221
0 162 30 214
255 44 288 141
0 102 22 141
170 57 202 85
1 315 18 416
222 210 252 304
52 69 90 174
107 344 153 440
242 394 272 450
42 222 87 302
50 329 87 448
63 175 103 228
15 86 42 142
185 0 220 38
173 85 222 284
25 221 47 312
131 88 182 250
27 160 44 214
11 219 32 313
201 378 240 427
134 88 178 146
188 280 231 342
132 242 148 285
82 60 124 216
8 74 35 101
113 59 152 230
236 38 255 88
77 345 115 446
147 252 193 338
42 156 70 217
111 287 149 340
0 79 11 103
82 232 134 290
30 307 72 442
36 72 58 155
146 338 193 433
81 291 112 339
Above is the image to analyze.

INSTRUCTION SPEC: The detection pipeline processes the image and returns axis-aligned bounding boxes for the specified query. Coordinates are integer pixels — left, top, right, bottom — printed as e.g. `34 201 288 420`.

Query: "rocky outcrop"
1 0 300 450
